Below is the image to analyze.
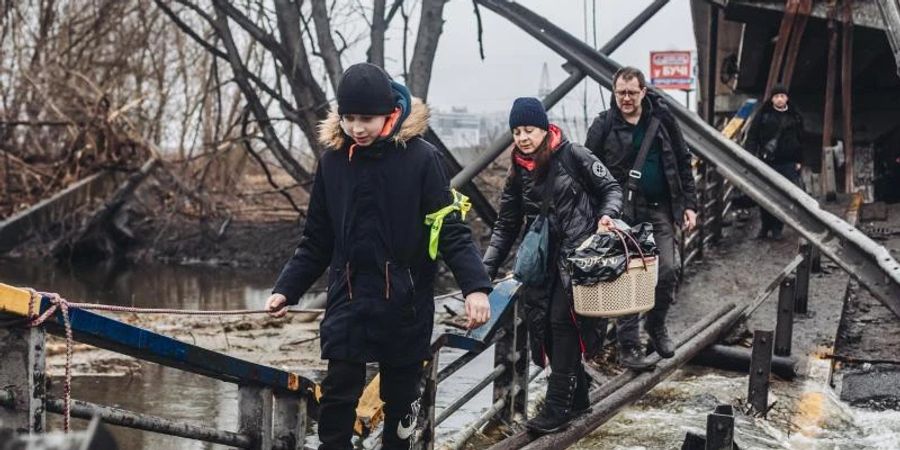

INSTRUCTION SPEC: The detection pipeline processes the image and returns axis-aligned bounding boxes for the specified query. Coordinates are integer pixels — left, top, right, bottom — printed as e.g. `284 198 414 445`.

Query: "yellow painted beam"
0 283 34 317
721 117 746 140
355 373 385 436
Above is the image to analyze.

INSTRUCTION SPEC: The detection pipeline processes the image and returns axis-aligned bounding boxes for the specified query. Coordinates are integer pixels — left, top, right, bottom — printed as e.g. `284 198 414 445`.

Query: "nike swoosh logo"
396 398 421 440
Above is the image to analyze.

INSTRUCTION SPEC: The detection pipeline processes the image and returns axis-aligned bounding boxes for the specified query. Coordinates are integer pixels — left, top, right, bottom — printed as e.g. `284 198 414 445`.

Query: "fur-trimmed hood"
318 91 430 150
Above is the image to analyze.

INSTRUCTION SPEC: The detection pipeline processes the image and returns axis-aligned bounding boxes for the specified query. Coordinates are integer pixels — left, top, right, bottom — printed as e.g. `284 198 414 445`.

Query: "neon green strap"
424 189 471 260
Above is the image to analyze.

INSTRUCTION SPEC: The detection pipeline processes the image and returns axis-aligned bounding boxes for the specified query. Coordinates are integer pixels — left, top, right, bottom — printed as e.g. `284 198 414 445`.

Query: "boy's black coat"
273 97 491 365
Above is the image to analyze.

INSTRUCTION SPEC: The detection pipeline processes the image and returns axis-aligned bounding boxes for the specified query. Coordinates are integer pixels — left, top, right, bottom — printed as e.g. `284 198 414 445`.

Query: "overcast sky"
391 0 698 116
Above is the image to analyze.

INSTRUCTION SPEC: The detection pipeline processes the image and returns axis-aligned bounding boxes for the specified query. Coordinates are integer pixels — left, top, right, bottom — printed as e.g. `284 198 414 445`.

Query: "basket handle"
611 227 651 272
597 222 631 264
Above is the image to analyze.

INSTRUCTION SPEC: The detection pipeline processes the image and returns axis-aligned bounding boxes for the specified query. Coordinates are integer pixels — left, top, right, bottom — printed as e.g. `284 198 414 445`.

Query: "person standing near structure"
584 67 698 369
744 84 804 240
483 97 623 434
265 63 492 450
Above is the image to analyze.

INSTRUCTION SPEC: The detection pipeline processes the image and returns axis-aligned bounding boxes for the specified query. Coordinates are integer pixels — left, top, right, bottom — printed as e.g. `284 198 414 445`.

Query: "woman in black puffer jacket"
482 98 623 434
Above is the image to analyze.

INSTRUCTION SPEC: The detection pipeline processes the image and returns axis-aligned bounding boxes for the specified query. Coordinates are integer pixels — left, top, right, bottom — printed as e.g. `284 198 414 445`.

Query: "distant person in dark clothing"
584 67 698 370
744 84 804 240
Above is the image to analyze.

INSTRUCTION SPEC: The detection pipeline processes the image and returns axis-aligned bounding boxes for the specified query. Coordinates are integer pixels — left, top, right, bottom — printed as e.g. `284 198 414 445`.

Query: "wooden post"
711 169 724 243
416 353 440 450
493 298 528 424
748 330 773 414
795 242 812 314
697 162 708 259
841 0 855 193
238 385 273 450
821 6 839 201
0 320 46 434
704 3 719 125
273 392 306 450
775 276 796 357
706 404 734 450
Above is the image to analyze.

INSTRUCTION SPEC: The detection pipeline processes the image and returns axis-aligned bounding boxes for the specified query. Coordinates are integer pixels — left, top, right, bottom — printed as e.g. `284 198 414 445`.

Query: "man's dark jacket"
583 91 698 226
744 100 804 166
273 87 491 366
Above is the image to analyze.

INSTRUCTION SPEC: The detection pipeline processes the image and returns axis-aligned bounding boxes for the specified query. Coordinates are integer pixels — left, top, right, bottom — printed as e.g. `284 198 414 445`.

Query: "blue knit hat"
508 97 549 131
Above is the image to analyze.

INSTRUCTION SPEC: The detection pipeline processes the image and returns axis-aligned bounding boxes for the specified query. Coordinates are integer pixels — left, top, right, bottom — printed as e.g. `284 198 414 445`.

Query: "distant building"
431 107 481 149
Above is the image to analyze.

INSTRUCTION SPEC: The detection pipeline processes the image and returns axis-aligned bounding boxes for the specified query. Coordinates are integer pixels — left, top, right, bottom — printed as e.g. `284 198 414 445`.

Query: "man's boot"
645 319 675 358
526 372 578 434
618 345 655 370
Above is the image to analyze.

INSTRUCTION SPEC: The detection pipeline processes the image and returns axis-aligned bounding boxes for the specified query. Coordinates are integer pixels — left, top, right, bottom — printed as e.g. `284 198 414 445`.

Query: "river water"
2 258 899 449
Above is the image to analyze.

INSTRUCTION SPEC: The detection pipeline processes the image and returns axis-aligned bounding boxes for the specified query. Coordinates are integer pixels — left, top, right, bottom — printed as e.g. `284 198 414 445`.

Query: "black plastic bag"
567 220 659 286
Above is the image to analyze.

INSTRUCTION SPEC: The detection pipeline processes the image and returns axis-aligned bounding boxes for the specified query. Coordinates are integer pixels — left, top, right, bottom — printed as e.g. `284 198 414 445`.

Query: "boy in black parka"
266 63 492 450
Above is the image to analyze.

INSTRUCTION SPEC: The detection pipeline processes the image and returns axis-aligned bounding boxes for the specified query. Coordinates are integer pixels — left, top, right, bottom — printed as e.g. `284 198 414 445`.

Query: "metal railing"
0 283 314 450
0 279 531 450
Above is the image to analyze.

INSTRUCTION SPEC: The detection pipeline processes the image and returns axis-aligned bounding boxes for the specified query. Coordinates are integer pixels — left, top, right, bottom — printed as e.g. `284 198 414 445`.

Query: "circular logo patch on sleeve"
592 161 607 178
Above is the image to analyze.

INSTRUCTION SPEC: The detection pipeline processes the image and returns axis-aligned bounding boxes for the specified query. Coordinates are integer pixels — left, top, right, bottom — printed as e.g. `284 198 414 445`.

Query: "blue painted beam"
31 294 314 397
466 279 520 344
433 279 521 353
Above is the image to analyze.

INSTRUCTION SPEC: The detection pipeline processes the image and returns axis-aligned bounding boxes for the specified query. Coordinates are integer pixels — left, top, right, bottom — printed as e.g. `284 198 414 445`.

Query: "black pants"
549 278 582 374
618 203 679 348
759 163 801 236
318 359 422 450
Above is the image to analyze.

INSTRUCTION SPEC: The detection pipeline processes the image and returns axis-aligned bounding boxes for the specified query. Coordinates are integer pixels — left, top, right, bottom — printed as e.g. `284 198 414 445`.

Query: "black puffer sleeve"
272 162 334 305
569 144 623 219
482 170 524 279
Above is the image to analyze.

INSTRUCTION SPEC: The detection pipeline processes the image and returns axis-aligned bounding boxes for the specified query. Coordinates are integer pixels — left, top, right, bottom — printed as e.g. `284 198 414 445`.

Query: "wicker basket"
573 256 657 317
572 225 658 318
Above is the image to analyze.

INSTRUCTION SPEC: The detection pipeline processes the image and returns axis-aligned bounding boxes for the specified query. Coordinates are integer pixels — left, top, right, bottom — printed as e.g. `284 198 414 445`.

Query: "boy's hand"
464 292 491 329
266 293 289 318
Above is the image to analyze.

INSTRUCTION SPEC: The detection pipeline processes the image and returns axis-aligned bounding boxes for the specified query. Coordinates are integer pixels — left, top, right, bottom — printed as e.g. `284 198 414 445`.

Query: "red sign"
650 51 693 90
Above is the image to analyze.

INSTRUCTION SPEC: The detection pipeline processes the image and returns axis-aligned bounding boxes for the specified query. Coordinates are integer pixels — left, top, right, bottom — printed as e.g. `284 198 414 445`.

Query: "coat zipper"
346 262 353 301
385 261 391 300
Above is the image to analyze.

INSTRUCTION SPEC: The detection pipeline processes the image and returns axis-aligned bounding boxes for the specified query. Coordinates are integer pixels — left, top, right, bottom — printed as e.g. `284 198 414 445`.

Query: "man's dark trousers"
318 359 423 450
759 163 801 236
617 202 679 350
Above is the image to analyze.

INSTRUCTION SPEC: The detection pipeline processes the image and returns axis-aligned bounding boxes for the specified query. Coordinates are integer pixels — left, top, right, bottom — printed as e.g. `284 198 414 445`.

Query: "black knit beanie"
337 63 394 116
508 97 549 131
770 84 789 98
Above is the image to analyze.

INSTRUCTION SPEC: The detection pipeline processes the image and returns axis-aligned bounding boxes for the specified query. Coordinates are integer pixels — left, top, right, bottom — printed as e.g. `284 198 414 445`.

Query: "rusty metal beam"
764 0 800 99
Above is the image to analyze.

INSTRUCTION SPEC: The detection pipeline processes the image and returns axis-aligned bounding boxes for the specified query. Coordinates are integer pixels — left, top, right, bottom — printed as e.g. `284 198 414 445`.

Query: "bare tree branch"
368 0 386 67
211 4 312 185
384 0 405 27
240 107 303 214
153 0 298 116
270 0 329 158
310 0 344 91
209 0 287 62
407 0 448 99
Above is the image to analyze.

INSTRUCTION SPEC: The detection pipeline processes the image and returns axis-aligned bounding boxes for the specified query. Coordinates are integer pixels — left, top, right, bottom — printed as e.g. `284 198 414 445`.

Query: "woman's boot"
526 372 578 434
572 364 591 415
